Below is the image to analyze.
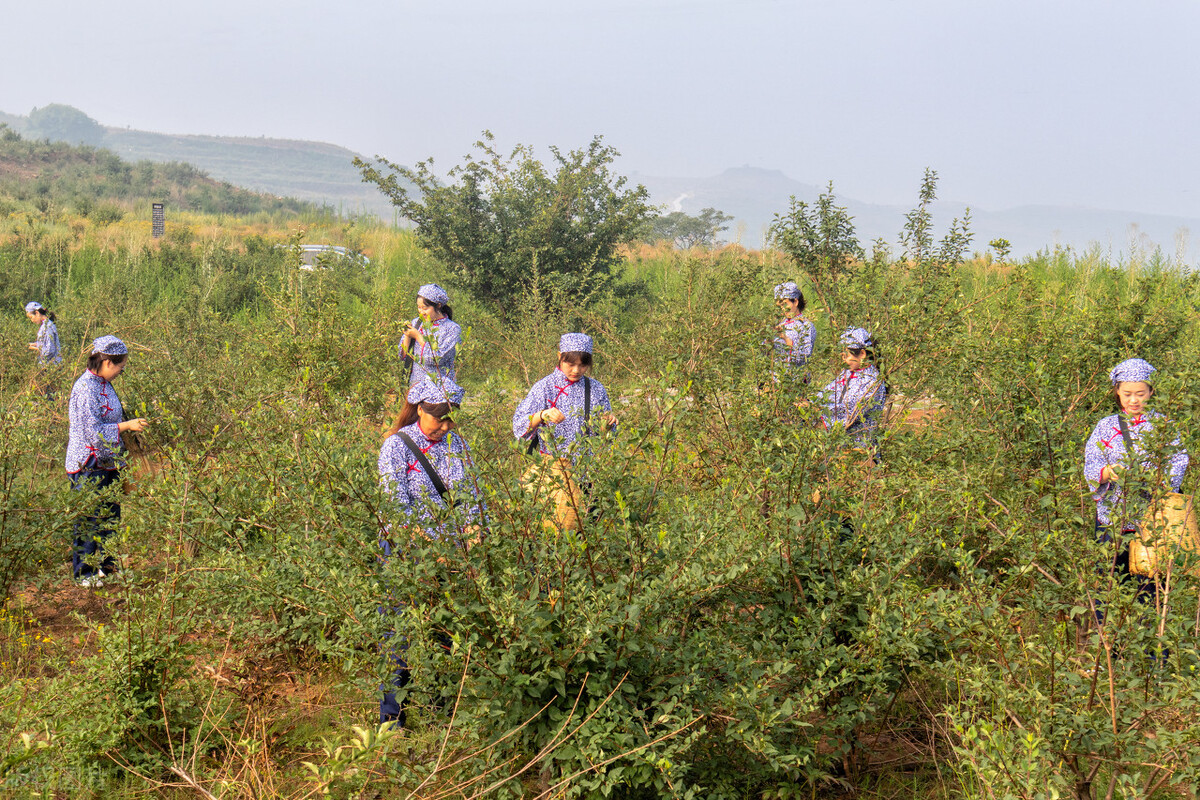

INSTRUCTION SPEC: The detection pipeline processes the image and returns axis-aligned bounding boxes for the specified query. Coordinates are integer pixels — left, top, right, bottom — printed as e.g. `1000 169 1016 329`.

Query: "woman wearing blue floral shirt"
66 336 149 586
376 377 480 726
378 378 481 543
512 333 617 460
771 282 815 382
818 327 887 453
511 334 618 533
399 284 462 385
25 301 62 366
1083 358 1188 594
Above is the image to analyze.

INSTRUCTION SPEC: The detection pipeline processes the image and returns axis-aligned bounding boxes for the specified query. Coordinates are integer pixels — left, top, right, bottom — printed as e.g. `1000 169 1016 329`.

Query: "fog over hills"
104 129 398 219
634 167 1200 260
0 105 397 219
4 105 1197 261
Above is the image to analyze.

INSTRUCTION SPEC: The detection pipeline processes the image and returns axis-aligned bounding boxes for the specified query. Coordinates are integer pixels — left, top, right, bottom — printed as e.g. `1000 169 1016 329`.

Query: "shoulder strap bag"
398 432 455 505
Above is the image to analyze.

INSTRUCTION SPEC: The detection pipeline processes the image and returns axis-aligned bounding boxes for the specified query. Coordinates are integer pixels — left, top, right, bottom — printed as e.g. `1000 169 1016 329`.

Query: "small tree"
900 167 973 275
768 182 862 316
26 104 105 146
989 238 1012 263
645 207 734 249
355 132 653 317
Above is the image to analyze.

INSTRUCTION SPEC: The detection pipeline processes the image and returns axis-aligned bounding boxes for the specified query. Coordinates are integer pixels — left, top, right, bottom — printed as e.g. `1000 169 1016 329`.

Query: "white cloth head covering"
558 333 593 354
407 377 465 406
90 335 128 356
1110 358 1156 386
417 283 450 307
24 301 44 314
773 281 801 300
839 327 874 349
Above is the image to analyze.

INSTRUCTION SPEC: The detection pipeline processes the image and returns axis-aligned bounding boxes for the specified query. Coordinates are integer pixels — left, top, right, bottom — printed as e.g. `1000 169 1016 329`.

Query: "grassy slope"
2 105 402 219
102 128 397 218
0 131 326 219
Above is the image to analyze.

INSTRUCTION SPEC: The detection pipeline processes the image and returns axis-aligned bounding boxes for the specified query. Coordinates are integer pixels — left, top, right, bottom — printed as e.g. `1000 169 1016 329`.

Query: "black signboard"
152 203 165 238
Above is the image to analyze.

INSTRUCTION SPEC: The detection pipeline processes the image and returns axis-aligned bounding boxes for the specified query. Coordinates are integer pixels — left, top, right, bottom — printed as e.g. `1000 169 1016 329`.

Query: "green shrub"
6 211 1200 797
89 203 124 225
356 132 654 318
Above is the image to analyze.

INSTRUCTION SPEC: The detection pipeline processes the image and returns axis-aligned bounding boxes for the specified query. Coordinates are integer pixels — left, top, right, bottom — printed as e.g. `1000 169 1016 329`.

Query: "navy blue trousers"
69 468 121 579
379 642 410 726
378 537 411 725
378 537 457 726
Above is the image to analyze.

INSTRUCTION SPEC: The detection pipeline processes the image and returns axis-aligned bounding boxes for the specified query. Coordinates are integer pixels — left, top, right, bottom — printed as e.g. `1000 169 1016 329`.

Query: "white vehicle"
281 244 371 270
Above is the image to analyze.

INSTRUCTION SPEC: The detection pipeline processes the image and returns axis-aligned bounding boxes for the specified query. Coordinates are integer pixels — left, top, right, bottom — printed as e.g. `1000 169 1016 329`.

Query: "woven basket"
1129 492 1200 577
522 457 585 534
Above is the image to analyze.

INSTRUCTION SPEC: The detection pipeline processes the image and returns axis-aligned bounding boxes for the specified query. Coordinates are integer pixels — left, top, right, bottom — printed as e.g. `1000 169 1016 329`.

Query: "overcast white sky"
3 0 1198 217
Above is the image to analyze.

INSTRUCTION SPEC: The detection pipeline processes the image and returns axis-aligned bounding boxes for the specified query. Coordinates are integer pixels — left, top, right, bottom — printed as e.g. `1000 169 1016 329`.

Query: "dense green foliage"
355 132 654 318
3 193 1200 799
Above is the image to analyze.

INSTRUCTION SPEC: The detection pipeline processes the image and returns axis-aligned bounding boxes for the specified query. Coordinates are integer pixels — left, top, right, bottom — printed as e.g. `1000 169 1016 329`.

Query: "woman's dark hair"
559 351 593 367
87 352 127 372
790 286 806 314
384 400 459 440
845 345 879 366
1112 382 1154 413
419 295 453 321
31 307 56 322
776 283 805 314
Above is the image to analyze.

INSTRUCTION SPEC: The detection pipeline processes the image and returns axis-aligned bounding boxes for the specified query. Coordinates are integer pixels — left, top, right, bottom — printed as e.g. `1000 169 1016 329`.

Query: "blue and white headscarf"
558 333 593 354
840 327 874 350
24 301 44 314
1110 358 1156 386
417 283 450 307
773 282 801 300
408 377 465 406
91 335 128 356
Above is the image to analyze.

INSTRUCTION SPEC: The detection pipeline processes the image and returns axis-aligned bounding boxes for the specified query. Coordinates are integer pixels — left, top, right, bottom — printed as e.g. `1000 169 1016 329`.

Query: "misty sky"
3 0 1198 217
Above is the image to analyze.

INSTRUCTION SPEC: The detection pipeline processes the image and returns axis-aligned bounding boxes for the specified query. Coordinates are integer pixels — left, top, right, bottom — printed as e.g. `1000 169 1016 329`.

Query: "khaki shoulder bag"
1117 415 1200 577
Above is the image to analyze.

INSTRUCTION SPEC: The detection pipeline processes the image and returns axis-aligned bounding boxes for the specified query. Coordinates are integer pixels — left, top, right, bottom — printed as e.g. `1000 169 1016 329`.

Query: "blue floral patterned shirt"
401 318 461 385
773 316 815 375
818 365 887 447
66 371 124 473
378 422 481 539
1084 411 1188 527
512 370 613 457
36 319 62 365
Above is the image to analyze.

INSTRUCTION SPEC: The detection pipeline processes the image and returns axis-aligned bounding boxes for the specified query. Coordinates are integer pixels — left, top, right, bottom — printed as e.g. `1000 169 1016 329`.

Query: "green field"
4 156 1200 799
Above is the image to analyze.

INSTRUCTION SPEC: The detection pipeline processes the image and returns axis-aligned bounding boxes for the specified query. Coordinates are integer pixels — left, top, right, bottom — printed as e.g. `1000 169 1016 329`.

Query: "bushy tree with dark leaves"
356 132 653 317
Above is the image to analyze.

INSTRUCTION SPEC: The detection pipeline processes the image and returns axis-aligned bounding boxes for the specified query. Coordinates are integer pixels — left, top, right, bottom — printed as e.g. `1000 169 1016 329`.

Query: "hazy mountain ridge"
635 167 1200 260
4 105 1195 259
0 132 316 218
102 129 396 218
1 105 396 219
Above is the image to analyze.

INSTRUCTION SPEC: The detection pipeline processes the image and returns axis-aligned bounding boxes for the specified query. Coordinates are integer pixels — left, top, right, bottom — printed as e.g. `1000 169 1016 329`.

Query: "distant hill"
5 105 1196 259
635 166 1200 260
102 129 397 219
1 105 397 220
0 125 316 218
